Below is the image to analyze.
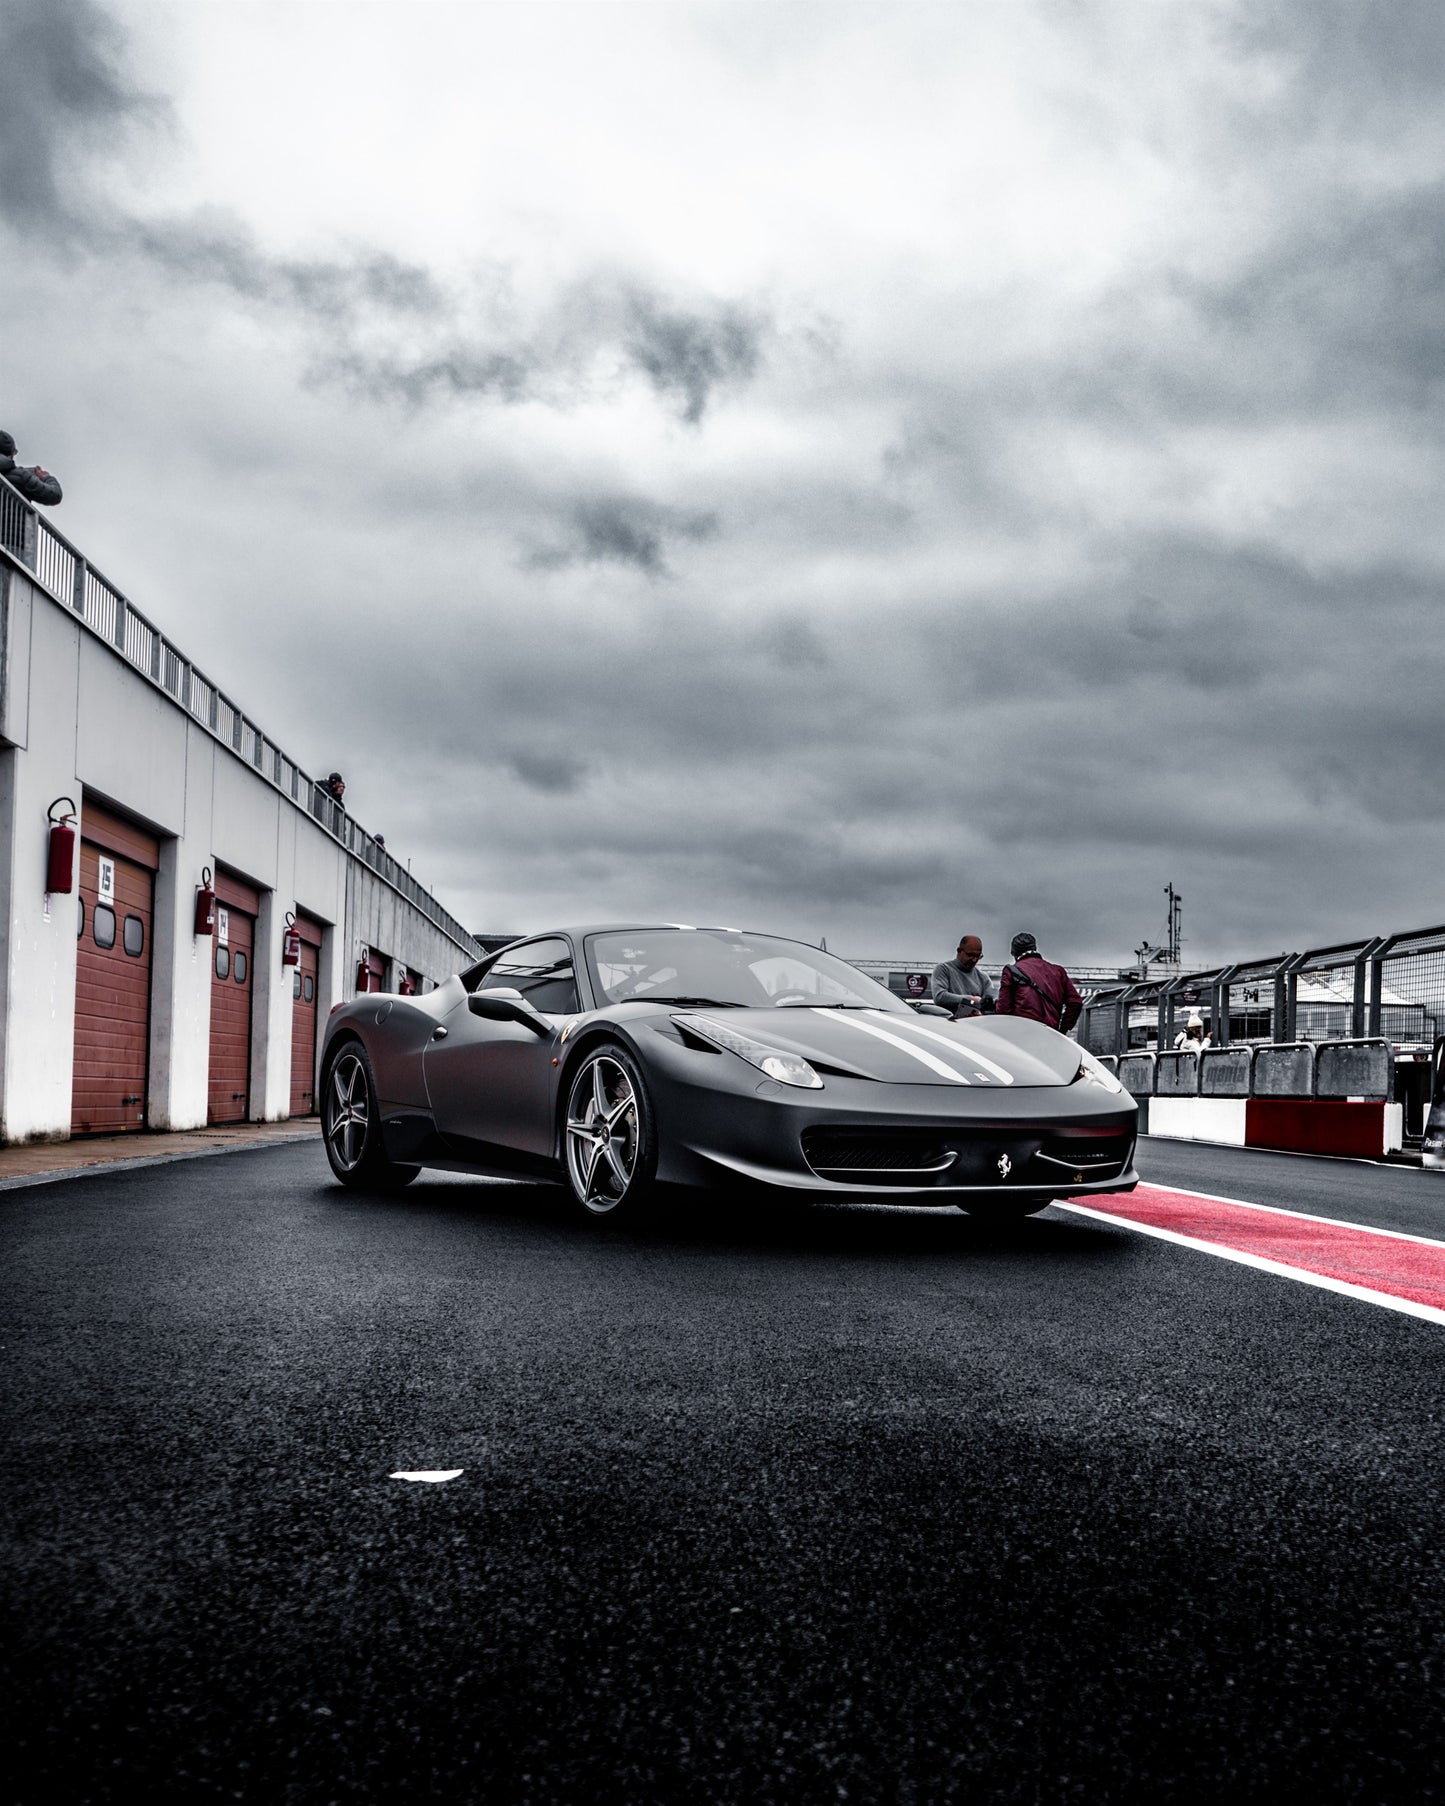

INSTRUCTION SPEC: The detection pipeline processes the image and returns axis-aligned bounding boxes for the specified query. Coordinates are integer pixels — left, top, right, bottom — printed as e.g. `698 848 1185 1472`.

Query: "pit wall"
1148 1097 1405 1159
0 560 478 1143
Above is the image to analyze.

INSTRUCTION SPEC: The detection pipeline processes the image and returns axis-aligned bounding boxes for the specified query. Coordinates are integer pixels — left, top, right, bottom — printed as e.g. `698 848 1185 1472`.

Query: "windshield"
584 928 907 1012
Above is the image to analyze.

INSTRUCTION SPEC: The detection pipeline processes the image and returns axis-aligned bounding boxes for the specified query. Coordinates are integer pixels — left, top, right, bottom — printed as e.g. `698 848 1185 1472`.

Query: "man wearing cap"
995 933 1083 1033
931 934 995 1020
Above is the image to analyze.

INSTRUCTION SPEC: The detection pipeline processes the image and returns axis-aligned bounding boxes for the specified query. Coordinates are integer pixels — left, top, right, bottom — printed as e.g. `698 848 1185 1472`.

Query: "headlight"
675 1014 824 1088
1072 1048 1124 1093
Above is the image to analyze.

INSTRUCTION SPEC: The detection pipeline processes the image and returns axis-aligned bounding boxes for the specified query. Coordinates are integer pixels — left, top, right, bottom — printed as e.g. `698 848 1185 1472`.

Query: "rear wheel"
957 1193 1054 1222
563 1043 658 1220
323 1041 420 1191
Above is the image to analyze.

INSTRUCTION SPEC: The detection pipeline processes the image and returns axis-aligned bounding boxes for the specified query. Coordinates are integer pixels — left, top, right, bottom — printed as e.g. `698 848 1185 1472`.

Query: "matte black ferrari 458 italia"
319 925 1138 1220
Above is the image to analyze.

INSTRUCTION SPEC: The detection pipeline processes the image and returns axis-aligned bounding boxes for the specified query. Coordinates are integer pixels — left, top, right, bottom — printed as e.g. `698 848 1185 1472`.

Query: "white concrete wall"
0 556 479 1143
1147 1097 1249 1145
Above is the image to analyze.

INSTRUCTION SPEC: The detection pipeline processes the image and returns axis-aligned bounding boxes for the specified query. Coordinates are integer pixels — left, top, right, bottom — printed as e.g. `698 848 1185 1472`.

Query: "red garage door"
208 870 258 1125
289 914 324 1117
72 804 158 1135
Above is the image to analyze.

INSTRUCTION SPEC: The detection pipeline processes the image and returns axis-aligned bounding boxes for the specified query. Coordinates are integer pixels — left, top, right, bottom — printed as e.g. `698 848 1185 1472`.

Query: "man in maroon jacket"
994 932 1083 1033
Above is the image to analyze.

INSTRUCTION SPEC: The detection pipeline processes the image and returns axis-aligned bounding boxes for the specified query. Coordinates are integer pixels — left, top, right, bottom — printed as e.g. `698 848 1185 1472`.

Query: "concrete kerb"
0 1121 321 1193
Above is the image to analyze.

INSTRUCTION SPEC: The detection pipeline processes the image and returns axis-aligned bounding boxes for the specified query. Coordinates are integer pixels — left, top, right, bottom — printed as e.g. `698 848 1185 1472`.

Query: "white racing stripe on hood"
816 1009 972 1083
886 1016 1017 1085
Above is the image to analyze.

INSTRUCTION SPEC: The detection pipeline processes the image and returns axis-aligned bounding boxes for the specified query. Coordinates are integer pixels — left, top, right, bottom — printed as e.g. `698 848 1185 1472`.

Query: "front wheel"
562 1043 659 1220
323 1041 420 1191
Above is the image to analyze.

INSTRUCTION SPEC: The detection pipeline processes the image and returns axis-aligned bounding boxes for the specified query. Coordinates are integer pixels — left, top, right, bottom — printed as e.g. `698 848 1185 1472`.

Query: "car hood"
670 1006 1082 1088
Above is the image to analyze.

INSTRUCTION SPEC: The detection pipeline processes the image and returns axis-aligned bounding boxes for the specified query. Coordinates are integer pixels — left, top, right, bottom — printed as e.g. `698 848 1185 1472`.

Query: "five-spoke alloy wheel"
564 1044 657 1217
322 1041 419 1190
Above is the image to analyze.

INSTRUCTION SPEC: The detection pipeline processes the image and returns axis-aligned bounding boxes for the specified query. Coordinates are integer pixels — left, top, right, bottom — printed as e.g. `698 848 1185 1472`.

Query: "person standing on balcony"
0 430 63 507
995 932 1083 1033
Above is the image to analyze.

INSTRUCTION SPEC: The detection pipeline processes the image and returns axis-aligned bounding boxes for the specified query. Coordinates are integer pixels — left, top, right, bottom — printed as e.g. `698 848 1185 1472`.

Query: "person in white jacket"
1174 1013 1211 1052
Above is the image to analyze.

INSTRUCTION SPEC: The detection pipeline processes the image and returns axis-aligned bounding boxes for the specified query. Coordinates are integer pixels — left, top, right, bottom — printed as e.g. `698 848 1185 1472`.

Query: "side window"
480 937 579 1014
216 946 230 980
93 904 116 950
233 951 248 984
123 916 145 958
78 898 86 939
303 974 314 1003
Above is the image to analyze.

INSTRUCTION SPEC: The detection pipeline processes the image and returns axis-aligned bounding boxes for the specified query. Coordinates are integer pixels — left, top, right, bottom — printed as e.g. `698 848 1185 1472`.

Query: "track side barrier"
1200 1045 1254 1096
1117 1053 1155 1133
1143 1037 1404 1158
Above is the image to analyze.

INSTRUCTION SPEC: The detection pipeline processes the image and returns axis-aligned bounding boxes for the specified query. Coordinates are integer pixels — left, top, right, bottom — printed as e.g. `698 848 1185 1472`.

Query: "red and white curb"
1058 1183 1445 1327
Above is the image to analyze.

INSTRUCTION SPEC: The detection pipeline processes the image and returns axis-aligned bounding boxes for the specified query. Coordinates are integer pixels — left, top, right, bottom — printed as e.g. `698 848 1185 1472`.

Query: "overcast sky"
3 0 1442 965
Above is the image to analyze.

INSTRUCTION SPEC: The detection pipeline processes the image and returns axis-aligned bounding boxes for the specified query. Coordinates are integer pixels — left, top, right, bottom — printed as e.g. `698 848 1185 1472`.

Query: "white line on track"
389 1470 464 1483
1056 1201 1445 1328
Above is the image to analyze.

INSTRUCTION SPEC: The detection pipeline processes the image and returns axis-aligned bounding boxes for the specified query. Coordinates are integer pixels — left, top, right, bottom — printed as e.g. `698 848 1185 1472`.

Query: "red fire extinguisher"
356 947 372 993
194 866 217 937
282 912 301 967
46 797 77 895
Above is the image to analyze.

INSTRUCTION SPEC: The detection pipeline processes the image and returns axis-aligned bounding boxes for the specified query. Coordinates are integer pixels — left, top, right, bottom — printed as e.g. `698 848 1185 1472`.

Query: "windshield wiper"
773 1001 874 1010
625 994 746 1008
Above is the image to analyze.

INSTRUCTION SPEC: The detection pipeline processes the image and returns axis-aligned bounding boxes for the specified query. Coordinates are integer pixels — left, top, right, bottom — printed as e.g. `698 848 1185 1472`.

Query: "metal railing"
1080 932 1443 1058
1 476 480 959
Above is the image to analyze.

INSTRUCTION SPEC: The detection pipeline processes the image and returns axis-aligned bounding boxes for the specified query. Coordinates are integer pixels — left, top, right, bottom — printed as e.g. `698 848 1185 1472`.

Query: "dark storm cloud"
0 0 159 229
120 217 445 318
322 346 534 406
0 0 443 320
0 0 765 424
1235 0 1445 113
507 750 587 795
310 281 770 422
526 498 720 575
314 502 1442 955
10 0 1445 960
622 292 767 425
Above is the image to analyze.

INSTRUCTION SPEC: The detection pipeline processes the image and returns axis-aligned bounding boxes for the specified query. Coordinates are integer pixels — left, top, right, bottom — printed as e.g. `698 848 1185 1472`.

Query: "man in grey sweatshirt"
931 935 995 1019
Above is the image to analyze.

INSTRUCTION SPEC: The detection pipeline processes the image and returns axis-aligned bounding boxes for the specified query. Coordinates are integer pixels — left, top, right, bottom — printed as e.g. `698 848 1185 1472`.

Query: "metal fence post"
1353 936 1388 1038
1211 964 1241 1047
1368 942 1390 1038
71 557 87 618
1272 954 1297 1044
19 504 38 570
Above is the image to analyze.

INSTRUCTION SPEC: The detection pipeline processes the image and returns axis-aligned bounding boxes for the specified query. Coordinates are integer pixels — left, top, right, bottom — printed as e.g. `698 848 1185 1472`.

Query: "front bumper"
639 1036 1139 1201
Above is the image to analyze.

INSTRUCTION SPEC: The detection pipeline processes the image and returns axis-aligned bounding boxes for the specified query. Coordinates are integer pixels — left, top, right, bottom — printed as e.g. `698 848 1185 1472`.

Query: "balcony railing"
2 476 479 958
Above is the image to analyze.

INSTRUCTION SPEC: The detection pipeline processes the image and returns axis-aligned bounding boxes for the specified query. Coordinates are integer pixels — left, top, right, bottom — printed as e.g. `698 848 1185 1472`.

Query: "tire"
322 1040 420 1191
562 1041 659 1220
957 1193 1054 1222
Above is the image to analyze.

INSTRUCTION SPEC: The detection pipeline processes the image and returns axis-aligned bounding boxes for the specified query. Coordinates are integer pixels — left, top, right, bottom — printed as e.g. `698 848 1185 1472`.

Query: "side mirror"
913 1002 950 1017
468 987 552 1037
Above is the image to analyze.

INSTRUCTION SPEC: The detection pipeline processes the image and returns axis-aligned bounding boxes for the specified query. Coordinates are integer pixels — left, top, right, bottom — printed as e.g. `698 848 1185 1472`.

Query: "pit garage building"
0 487 480 1146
